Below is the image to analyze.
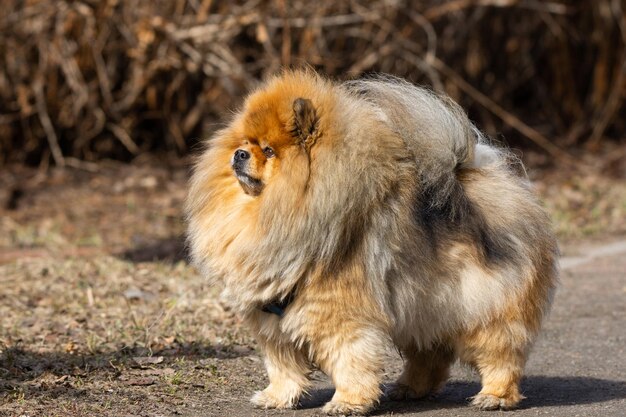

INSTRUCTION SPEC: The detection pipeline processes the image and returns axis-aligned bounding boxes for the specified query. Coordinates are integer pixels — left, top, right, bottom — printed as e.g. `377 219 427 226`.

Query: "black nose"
234 149 250 162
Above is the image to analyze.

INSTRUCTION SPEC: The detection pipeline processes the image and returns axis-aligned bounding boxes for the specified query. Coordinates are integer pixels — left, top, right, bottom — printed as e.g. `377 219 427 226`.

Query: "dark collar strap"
261 291 295 318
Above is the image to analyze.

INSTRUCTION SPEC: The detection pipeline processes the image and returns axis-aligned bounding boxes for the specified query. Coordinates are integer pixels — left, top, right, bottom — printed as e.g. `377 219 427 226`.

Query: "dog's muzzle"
232 149 250 172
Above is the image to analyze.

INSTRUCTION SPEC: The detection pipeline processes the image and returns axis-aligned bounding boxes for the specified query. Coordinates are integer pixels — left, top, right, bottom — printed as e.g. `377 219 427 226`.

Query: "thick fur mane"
185 71 407 312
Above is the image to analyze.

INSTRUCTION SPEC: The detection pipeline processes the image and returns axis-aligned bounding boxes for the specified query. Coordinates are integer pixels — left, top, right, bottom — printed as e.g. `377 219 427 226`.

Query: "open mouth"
234 171 264 195
236 172 262 187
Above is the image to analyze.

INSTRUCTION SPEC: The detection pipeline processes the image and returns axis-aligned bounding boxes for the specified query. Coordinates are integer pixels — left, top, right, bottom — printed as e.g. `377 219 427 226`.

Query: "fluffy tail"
345 76 500 212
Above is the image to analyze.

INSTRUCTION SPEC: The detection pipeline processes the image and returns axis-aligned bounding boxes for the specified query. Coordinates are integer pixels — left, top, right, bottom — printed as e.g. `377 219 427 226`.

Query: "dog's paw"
322 400 373 416
250 388 298 409
470 392 521 410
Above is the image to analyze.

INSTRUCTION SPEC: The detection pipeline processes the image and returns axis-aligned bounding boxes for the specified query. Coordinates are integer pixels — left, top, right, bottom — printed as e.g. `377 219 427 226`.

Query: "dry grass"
0 162 261 416
0 255 264 416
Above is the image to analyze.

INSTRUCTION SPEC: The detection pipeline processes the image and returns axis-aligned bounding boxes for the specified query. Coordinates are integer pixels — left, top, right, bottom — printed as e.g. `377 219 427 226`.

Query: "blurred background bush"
1 0 624 168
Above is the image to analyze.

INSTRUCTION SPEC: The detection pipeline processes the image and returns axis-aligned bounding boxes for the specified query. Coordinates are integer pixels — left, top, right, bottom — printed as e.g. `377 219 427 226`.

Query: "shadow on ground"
117 236 189 264
0 343 250 386
299 377 626 414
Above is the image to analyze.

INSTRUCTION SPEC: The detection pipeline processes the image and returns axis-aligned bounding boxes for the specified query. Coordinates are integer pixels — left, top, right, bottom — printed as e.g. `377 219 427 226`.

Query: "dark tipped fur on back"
344 76 525 266
344 75 477 201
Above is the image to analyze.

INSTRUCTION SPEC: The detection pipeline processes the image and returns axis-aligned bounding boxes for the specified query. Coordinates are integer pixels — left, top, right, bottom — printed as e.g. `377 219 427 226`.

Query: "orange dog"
186 70 558 415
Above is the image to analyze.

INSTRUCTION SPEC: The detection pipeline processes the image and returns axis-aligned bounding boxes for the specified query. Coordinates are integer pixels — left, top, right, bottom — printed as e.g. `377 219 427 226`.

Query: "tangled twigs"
33 79 65 167
0 0 623 167
430 57 578 166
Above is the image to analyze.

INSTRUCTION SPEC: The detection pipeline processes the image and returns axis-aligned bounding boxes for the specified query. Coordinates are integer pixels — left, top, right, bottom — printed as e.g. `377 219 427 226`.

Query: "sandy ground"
0 162 625 416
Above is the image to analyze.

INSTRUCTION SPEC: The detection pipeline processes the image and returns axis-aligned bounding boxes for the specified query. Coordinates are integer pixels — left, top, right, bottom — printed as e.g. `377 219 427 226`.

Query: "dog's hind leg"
386 341 455 401
251 339 311 409
458 320 530 410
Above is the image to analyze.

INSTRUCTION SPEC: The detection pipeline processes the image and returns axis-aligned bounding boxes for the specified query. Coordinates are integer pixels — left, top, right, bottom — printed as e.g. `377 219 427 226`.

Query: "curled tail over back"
344 76 541 267
344 76 503 214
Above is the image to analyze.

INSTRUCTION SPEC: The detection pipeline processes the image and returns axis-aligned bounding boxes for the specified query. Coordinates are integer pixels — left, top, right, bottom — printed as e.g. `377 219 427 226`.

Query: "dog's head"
230 94 319 196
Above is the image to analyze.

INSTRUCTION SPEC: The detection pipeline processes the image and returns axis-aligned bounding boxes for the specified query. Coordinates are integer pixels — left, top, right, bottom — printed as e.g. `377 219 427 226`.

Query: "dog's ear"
292 98 318 150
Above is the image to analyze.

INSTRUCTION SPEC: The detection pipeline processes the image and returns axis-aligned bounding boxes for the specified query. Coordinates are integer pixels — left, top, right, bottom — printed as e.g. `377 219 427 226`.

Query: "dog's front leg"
317 327 386 415
251 337 311 409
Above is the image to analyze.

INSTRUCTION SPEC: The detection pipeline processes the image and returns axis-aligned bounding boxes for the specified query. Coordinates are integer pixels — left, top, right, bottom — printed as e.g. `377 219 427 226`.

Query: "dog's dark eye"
263 147 275 158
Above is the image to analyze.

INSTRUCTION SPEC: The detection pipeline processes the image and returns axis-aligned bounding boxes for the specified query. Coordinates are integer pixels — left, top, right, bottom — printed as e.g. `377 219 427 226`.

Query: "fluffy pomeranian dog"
186 70 558 415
